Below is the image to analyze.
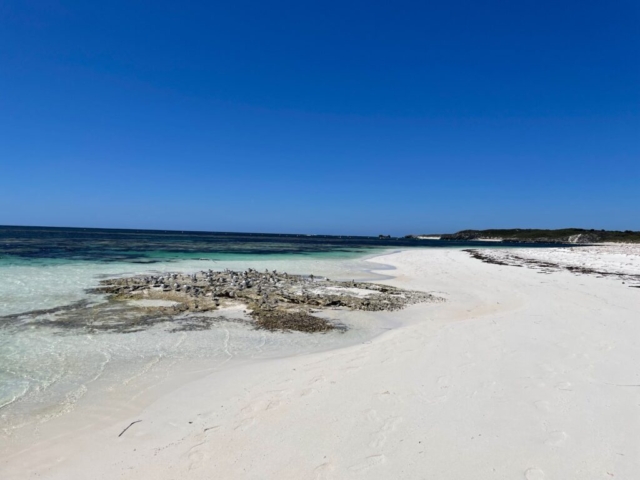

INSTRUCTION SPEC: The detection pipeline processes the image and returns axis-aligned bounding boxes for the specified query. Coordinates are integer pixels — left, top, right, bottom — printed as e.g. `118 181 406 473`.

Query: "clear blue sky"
1 1 638 235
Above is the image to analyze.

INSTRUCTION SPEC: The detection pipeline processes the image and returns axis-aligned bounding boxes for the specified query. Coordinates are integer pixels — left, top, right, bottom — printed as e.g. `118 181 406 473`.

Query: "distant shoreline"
405 228 640 244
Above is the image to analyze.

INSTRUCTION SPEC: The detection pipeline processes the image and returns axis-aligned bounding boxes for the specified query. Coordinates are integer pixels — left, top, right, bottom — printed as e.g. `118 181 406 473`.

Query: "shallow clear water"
0 226 557 436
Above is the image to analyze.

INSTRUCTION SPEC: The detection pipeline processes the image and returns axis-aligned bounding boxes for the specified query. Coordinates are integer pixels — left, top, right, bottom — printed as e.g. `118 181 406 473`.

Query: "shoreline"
0 250 416 449
3 245 640 478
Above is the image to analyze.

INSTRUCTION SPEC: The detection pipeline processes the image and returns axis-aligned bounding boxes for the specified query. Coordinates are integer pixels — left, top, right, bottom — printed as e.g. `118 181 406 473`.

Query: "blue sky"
1 1 638 235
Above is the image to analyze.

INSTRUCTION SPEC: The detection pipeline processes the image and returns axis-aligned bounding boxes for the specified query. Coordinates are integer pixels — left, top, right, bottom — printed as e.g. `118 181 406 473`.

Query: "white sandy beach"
3 245 640 479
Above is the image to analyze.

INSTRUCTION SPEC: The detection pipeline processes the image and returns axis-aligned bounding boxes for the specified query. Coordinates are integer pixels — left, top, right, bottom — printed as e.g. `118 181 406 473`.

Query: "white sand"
127 299 181 308
3 246 640 479
480 244 640 279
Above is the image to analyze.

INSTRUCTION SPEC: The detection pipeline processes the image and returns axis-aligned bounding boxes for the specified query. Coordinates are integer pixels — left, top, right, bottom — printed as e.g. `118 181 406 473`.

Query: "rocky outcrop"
3 270 442 335
90 269 441 333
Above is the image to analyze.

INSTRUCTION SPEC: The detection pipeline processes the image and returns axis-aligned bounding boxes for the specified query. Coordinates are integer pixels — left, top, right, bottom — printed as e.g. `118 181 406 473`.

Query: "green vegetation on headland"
405 229 640 244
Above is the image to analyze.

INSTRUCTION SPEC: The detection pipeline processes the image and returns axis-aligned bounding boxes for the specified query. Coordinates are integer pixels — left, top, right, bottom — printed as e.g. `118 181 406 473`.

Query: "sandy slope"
3 247 640 479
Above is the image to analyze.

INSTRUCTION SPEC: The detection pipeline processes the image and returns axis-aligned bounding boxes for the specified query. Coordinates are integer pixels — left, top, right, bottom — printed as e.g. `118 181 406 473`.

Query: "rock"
90 269 442 333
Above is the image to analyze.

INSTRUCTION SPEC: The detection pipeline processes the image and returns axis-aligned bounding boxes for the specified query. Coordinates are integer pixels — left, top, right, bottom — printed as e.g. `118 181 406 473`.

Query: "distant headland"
404 228 640 244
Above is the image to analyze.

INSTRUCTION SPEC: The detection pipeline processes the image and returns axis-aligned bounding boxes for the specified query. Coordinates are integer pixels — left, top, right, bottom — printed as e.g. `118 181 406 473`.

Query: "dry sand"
3 246 640 479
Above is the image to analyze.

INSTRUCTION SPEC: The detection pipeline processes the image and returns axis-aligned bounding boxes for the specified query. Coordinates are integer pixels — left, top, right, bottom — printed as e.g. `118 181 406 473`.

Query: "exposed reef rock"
87 269 440 333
